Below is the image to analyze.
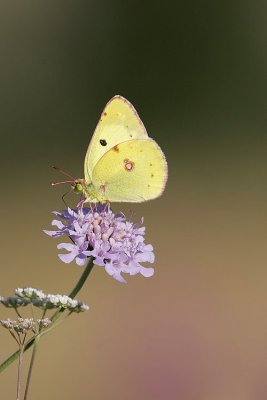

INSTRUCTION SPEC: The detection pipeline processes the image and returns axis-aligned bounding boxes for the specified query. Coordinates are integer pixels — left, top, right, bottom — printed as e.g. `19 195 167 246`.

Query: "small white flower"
37 318 51 329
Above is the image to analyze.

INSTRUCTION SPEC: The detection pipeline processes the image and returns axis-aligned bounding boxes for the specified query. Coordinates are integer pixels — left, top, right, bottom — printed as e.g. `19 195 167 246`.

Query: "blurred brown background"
0 1 267 399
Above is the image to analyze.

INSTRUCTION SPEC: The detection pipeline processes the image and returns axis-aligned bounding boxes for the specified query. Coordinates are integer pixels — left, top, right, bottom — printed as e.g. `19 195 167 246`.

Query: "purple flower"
44 206 155 283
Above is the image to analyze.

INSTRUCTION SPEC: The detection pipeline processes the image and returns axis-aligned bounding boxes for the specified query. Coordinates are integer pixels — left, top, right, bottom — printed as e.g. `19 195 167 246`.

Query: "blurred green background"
0 1 267 399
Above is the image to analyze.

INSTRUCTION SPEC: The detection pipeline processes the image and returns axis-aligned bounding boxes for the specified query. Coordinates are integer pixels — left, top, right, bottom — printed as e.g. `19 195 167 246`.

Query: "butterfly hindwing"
91 139 167 202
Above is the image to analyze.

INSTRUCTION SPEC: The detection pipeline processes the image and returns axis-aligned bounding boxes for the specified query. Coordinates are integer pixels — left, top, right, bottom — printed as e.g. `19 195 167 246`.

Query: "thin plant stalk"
0 257 94 374
23 335 40 400
51 256 94 323
14 308 23 319
17 334 26 400
17 346 23 400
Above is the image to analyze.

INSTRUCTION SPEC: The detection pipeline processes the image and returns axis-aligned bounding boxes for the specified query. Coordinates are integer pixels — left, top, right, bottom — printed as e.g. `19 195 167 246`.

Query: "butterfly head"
73 179 85 194
52 166 85 194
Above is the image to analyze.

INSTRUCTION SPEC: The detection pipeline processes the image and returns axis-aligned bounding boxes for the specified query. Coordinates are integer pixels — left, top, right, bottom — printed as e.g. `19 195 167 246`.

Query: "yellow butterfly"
54 95 168 203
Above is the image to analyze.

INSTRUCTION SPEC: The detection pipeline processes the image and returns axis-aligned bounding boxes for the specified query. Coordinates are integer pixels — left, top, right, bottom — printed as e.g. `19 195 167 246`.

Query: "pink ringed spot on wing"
124 158 135 171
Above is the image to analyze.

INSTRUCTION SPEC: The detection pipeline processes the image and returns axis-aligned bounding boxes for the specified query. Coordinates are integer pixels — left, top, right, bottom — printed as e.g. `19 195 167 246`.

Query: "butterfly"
53 95 168 204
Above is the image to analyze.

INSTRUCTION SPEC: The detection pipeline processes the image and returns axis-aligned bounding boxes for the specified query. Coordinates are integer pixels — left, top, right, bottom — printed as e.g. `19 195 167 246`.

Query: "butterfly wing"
91 139 168 202
84 96 148 184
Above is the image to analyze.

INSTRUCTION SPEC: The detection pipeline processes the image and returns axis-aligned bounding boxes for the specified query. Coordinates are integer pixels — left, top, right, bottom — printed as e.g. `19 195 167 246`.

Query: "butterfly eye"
100 139 107 146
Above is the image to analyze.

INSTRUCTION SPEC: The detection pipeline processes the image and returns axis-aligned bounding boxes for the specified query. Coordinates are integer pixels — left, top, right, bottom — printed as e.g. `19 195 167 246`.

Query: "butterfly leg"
88 202 98 211
77 198 98 213
61 190 71 208
76 198 88 208
103 200 110 212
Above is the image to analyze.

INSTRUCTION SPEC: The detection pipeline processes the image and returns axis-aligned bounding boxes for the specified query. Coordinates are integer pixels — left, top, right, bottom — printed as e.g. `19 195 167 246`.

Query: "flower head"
15 318 35 333
15 287 46 300
44 206 155 283
0 318 17 330
37 318 52 329
35 293 89 313
0 296 30 308
0 318 35 334
0 288 89 314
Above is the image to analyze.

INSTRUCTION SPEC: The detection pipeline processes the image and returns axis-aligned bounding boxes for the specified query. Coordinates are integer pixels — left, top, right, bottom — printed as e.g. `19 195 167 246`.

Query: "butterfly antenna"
52 166 76 180
51 180 75 186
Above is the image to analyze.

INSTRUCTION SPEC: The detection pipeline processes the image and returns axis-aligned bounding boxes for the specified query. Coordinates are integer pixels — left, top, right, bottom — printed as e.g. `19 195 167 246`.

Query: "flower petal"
58 252 77 263
140 267 154 278
113 273 127 283
76 255 87 266
51 220 65 229
134 251 155 263
43 229 63 238
57 243 76 251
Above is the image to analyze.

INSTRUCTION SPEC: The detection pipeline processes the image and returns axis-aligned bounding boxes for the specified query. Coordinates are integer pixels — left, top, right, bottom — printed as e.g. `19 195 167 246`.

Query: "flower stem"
23 335 40 400
17 345 24 400
0 257 94 374
50 256 94 323
14 308 23 319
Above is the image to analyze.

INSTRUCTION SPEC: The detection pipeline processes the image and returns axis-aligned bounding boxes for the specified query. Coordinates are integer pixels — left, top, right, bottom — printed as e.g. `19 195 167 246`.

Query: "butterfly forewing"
84 96 148 184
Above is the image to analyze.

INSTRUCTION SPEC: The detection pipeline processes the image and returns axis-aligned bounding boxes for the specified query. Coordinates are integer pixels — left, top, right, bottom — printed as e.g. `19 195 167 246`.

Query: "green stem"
0 257 94 374
23 335 40 400
50 256 94 324
14 308 23 319
68 257 94 298
30 304 35 320
17 345 24 400
41 308 47 320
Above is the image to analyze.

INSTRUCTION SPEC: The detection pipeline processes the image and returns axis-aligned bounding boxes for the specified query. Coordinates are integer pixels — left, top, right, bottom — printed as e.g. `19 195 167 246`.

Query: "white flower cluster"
0 296 30 308
37 318 51 329
0 288 89 313
17 318 35 333
15 287 46 300
0 317 52 335
42 294 89 313
15 288 89 313
0 318 17 330
0 318 35 333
